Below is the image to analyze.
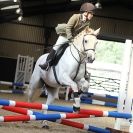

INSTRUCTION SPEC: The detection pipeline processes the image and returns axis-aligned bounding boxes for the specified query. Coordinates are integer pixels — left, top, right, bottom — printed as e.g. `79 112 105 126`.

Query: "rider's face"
83 12 94 21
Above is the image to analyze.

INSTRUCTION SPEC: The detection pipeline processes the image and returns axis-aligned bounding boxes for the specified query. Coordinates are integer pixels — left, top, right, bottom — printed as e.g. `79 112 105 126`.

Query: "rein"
69 33 96 80
70 44 82 81
70 33 96 63
70 34 95 80
53 33 96 84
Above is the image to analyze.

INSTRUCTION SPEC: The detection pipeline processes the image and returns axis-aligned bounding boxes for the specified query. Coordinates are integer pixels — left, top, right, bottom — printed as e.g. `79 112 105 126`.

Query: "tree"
96 40 124 64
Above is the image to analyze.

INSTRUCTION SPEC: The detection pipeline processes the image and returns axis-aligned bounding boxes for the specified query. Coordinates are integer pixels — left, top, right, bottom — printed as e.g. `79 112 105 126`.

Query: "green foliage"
95 40 124 64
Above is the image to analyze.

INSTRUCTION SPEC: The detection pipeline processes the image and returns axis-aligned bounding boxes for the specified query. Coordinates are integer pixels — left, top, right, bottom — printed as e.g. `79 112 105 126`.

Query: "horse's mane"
85 27 94 34
74 27 94 40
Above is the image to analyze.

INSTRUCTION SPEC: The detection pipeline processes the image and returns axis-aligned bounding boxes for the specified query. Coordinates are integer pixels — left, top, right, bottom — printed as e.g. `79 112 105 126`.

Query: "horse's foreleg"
77 78 90 93
73 90 81 112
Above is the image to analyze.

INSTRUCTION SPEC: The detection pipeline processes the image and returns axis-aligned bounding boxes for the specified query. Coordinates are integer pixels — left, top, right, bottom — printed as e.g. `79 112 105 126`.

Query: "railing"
87 62 124 96
89 75 120 93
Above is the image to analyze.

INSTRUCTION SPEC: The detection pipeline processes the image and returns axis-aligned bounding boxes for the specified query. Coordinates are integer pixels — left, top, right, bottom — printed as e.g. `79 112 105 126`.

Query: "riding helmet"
80 2 96 13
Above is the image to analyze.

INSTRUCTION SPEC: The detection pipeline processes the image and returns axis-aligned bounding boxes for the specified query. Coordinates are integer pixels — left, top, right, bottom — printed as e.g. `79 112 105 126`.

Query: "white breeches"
53 35 68 50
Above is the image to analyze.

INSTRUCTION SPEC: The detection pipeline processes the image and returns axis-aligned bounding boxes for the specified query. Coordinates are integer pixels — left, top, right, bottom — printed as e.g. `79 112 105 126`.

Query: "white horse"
28 27 100 114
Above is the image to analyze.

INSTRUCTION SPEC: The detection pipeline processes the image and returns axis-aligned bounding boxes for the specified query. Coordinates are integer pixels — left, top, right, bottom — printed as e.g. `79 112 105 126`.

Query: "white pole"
124 41 133 132
114 39 132 130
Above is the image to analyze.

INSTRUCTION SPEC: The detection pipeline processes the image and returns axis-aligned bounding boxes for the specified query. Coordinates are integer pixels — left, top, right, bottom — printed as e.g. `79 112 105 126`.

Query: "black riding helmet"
80 2 96 13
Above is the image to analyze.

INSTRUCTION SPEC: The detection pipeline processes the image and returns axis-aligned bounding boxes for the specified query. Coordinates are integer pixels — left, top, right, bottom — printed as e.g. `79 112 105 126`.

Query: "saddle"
52 42 69 66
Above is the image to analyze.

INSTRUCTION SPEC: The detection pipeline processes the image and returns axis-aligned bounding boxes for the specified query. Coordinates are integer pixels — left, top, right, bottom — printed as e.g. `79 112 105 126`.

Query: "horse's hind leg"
42 92 55 129
61 75 80 112
27 76 43 102
42 87 59 129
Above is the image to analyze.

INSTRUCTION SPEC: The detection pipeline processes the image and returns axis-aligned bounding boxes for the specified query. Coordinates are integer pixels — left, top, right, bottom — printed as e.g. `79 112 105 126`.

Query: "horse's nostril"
88 57 95 63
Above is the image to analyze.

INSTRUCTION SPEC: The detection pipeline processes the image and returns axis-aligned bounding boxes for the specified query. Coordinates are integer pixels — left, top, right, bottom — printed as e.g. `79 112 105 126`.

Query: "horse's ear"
94 28 101 36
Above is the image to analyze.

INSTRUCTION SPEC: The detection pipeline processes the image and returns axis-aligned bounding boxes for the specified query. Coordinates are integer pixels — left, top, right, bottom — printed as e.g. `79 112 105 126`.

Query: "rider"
39 2 96 71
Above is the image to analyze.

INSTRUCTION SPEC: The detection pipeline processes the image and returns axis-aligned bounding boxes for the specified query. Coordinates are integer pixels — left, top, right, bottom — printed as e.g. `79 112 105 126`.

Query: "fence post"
114 39 133 131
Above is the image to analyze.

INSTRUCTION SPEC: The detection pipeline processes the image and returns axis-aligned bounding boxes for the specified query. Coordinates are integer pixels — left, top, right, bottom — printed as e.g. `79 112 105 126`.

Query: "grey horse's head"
74 27 100 63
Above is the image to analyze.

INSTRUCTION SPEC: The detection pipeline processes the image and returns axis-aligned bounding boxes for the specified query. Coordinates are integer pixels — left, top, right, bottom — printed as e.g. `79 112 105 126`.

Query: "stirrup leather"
45 63 50 71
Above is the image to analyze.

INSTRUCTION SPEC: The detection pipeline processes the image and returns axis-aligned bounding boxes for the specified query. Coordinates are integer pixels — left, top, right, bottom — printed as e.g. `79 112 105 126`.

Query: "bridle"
70 33 97 80
82 34 96 52
70 33 96 63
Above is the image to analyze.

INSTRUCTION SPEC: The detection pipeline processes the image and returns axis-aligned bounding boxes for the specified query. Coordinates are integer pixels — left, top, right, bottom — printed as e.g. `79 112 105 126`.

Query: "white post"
124 41 133 132
114 39 133 130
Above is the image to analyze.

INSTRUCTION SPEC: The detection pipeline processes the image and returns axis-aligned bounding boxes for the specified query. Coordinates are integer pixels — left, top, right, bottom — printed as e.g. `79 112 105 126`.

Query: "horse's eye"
84 40 87 43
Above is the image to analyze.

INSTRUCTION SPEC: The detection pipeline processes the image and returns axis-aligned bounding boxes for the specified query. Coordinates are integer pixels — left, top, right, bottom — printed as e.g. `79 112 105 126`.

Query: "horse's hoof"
73 105 80 113
78 89 83 95
42 125 50 129
40 91 47 97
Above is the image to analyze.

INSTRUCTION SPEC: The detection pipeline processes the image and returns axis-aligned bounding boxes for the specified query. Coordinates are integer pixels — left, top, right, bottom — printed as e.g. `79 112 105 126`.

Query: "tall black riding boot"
39 49 56 71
